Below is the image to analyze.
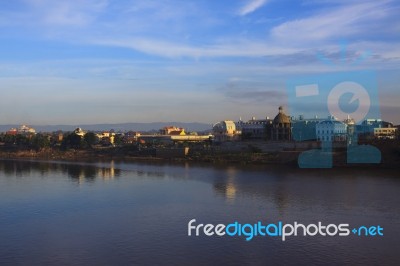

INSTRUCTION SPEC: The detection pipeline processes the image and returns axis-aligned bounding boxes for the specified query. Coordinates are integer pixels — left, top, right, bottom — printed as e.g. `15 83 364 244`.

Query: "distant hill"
0 122 212 133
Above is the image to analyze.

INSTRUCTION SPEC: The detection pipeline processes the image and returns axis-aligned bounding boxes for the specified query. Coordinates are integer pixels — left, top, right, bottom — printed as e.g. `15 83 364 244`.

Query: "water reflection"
1 159 399 212
0 159 399 265
213 166 237 203
0 159 121 184
210 166 400 217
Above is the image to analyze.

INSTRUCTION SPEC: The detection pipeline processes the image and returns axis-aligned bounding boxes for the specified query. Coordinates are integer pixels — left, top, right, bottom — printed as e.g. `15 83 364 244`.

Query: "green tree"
30 134 50 151
61 133 83 150
113 134 125 146
83 132 97 148
3 134 16 145
15 134 29 147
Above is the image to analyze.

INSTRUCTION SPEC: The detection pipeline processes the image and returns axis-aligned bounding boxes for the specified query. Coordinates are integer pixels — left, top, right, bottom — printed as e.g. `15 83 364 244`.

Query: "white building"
212 120 240 142
18 125 36 134
74 128 86 137
316 117 347 143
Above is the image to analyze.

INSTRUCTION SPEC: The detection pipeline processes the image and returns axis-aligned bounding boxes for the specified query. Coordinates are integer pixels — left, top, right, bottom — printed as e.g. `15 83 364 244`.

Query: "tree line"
0 133 50 151
0 132 101 151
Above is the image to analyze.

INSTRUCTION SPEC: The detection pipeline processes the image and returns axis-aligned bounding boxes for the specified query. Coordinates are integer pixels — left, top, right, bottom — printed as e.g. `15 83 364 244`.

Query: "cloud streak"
238 0 268 16
0 0 399 124
271 1 395 43
24 0 108 26
93 37 299 58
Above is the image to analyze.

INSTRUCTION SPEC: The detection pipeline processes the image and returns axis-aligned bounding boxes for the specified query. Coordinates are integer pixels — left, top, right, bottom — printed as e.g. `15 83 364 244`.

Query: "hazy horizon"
0 0 399 125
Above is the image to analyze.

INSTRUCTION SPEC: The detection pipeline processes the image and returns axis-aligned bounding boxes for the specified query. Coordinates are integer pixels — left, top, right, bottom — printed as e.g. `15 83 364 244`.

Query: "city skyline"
0 0 399 125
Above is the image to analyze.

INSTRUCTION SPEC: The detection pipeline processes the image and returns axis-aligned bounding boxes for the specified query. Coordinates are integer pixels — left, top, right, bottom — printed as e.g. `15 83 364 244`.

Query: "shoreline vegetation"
0 140 399 169
1 130 399 168
0 146 283 164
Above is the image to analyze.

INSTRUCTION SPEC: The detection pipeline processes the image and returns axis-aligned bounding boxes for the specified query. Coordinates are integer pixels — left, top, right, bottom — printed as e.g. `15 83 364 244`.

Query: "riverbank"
0 144 399 168
0 148 283 165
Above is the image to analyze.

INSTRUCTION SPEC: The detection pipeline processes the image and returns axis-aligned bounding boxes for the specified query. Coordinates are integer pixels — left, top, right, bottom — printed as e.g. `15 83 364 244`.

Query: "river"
0 159 399 265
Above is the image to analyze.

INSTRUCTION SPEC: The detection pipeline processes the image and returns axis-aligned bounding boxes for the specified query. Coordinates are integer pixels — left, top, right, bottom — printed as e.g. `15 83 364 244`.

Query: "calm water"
0 159 399 265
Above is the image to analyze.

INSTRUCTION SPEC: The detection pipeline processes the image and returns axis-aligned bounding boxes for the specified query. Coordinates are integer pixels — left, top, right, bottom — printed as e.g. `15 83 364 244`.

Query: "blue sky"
0 0 399 125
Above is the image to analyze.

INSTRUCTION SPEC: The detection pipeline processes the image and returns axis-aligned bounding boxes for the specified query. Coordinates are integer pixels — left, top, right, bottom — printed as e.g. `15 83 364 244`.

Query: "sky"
0 0 399 125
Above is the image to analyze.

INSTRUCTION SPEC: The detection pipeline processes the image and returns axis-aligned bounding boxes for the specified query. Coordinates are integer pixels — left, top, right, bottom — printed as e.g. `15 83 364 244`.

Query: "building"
19 125 36 134
291 115 324 141
343 115 356 145
96 131 116 145
374 127 397 139
6 128 18 136
356 119 383 137
316 117 347 143
356 119 395 141
239 117 272 140
160 126 185 135
270 106 291 141
74 128 86 137
125 131 141 143
6 125 36 136
236 106 292 141
212 120 240 142
169 129 186 136
51 131 64 144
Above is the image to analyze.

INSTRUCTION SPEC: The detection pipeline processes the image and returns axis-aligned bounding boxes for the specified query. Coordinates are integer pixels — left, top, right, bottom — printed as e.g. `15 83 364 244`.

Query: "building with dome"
343 115 356 145
74 128 86 137
270 106 291 141
212 120 240 142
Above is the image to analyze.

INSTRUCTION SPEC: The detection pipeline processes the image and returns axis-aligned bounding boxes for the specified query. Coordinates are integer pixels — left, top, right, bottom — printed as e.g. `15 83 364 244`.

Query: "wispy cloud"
238 0 268 16
24 0 108 26
226 89 284 102
94 37 297 58
270 1 395 44
217 77 285 106
6 0 398 62
0 0 399 124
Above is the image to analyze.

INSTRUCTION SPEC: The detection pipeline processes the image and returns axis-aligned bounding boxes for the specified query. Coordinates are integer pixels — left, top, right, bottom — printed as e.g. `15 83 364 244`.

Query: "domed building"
270 106 292 141
343 115 356 145
212 120 240 142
